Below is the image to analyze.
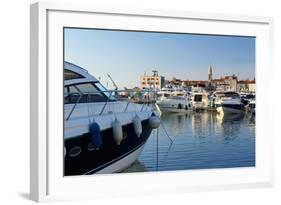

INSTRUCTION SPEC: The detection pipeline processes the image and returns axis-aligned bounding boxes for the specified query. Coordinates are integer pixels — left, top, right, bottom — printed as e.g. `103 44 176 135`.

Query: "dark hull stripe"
84 140 146 175
222 104 244 110
64 119 152 176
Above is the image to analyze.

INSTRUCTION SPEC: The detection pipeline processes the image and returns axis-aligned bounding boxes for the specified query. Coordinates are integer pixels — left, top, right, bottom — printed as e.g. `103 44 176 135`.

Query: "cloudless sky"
64 28 255 89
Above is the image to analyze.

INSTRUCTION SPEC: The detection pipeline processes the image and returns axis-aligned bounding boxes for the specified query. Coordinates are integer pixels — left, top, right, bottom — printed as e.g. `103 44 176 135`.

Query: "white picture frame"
30 2 274 202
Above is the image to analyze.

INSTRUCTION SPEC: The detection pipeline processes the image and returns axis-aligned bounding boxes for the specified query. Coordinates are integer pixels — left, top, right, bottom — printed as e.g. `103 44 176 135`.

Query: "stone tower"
208 65 213 81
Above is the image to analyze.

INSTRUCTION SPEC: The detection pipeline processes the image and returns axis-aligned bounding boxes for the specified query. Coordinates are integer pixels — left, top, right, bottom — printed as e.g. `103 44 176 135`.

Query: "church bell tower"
208 65 213 81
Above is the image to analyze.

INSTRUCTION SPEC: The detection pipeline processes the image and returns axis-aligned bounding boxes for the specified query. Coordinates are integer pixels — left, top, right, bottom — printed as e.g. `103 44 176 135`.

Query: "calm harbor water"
123 111 255 173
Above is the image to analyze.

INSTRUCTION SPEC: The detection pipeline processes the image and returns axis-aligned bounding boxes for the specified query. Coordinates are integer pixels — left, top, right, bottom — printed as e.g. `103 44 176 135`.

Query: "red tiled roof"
238 79 255 84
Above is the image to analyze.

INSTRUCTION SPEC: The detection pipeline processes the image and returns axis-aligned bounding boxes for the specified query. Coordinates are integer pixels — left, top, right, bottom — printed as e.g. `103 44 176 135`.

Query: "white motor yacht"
191 92 209 110
214 91 245 115
156 95 192 113
64 62 160 176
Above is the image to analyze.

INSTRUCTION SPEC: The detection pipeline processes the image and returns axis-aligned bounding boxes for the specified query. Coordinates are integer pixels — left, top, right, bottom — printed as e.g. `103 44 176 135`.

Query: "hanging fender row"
89 113 161 148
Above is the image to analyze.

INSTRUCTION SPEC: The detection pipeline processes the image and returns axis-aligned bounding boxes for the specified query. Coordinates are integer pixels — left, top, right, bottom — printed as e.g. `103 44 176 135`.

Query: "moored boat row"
155 86 255 115
64 62 255 176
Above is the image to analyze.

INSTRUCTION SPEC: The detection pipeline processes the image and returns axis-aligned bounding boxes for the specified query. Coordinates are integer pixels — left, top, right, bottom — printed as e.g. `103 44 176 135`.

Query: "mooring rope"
161 122 173 144
156 128 159 171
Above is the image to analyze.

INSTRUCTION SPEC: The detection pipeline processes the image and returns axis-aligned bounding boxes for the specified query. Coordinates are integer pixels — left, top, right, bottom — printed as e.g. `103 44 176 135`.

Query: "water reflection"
124 111 255 173
215 113 245 142
191 112 213 139
216 112 245 123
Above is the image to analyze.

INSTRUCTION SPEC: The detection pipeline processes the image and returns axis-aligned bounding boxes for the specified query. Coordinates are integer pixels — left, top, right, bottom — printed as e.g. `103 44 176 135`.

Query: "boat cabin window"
171 96 183 100
64 69 84 80
224 92 240 98
245 94 255 99
194 95 202 102
249 103 255 109
64 83 109 104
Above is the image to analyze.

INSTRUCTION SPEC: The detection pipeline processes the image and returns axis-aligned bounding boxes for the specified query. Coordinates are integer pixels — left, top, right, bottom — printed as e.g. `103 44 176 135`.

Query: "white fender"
64 146 66 157
149 115 161 129
112 118 123 145
133 114 142 137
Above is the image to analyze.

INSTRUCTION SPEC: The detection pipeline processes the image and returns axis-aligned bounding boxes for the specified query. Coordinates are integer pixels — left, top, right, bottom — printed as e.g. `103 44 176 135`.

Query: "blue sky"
64 28 255 89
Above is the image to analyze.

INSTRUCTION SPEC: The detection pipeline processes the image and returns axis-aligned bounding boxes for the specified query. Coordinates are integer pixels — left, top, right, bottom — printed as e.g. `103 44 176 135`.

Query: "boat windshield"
94 82 116 101
64 82 116 104
224 92 240 98
170 96 184 100
215 92 240 99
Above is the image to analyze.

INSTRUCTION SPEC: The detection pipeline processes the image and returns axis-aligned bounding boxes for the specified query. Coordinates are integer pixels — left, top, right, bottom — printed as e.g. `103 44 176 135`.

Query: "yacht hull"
159 107 193 113
217 104 245 115
95 143 145 174
64 119 152 176
157 99 192 113
192 102 209 111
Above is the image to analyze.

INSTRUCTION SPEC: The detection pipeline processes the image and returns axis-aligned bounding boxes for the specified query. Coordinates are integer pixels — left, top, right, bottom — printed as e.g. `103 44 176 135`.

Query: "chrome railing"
65 89 158 121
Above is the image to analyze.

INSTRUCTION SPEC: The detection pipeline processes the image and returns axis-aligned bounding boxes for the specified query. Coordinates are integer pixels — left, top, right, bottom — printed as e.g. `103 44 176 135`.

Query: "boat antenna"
107 73 118 90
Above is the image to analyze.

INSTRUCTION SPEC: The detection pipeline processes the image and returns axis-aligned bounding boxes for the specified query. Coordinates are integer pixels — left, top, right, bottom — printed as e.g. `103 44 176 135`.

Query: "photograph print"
63 28 255 176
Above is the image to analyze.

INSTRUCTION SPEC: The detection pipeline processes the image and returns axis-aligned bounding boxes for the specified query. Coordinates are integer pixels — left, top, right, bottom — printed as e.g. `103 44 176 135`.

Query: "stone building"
223 75 238 91
140 70 165 90
238 79 256 92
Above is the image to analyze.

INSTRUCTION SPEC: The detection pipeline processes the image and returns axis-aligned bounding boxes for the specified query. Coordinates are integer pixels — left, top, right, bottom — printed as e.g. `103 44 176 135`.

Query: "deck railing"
65 89 158 121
